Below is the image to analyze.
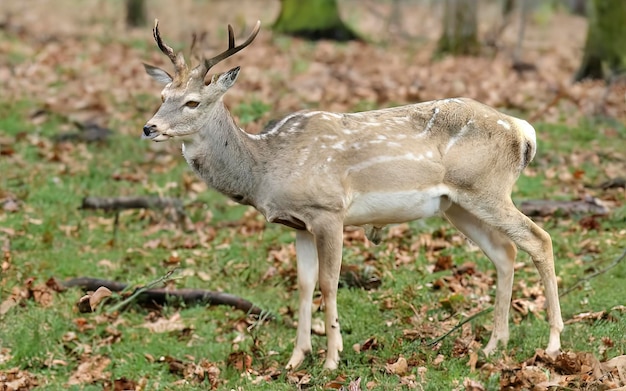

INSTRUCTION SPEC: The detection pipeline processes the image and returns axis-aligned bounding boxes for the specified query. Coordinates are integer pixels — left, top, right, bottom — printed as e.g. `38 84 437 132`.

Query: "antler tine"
153 19 187 75
153 20 176 64
227 25 235 50
203 20 261 71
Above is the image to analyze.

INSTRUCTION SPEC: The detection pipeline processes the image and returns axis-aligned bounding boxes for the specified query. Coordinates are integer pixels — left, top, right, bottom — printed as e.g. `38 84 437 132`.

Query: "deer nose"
143 124 156 136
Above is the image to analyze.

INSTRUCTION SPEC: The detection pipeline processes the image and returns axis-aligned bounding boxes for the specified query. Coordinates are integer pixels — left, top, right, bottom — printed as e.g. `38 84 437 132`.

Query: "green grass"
1 98 625 390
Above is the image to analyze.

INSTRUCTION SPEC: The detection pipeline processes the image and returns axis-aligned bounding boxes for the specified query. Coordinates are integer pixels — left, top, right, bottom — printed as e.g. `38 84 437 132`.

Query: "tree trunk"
272 0 360 41
574 0 626 81
125 0 147 28
436 0 480 56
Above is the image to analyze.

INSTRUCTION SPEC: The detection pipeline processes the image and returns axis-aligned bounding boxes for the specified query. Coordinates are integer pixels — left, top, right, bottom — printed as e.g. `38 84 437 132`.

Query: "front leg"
313 218 344 370
286 230 319 370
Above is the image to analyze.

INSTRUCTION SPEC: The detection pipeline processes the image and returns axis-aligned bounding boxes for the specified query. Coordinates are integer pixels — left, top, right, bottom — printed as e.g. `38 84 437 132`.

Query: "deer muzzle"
142 124 170 142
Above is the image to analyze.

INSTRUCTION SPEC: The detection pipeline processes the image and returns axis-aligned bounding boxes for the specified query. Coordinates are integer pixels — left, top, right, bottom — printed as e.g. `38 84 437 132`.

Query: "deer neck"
182 101 260 206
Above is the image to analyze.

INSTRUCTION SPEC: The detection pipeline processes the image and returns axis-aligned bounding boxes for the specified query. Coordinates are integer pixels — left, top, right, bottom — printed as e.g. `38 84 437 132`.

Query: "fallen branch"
560 248 626 298
596 177 626 190
81 196 184 214
80 196 189 237
63 276 270 318
520 197 610 217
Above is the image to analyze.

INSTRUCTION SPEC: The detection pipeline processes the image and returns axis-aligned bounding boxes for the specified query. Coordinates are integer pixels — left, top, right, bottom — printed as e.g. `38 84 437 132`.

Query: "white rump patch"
514 118 536 145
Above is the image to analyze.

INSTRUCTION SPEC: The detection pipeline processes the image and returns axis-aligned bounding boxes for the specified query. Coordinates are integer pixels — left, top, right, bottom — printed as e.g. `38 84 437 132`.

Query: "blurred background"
1 0 624 137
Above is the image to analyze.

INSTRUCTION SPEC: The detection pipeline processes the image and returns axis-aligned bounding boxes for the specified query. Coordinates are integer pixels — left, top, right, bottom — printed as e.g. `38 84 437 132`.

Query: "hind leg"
444 203 517 354
451 197 563 358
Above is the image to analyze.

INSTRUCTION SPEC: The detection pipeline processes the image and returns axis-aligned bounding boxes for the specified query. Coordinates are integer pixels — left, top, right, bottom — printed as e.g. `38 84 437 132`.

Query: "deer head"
143 20 261 141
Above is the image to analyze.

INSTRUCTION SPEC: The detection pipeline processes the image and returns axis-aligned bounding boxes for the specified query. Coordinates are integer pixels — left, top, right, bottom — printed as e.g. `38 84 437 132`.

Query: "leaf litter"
0 0 625 389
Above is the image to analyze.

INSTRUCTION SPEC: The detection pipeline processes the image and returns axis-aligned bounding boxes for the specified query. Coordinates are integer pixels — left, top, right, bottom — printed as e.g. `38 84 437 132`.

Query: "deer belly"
344 187 448 226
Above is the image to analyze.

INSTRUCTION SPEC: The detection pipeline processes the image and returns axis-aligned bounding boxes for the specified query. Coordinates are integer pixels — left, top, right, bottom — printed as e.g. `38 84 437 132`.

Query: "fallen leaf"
311 317 325 336
76 286 112 313
141 313 186 333
385 356 409 376
67 355 111 385
0 367 39 390
227 351 253 372
463 377 485 391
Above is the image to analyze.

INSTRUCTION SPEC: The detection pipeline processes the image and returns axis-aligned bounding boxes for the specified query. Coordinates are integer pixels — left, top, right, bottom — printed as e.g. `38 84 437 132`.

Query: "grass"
1 94 625 391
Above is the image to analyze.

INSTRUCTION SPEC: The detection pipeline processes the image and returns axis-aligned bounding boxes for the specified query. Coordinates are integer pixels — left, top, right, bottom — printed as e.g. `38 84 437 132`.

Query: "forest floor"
1 1 625 390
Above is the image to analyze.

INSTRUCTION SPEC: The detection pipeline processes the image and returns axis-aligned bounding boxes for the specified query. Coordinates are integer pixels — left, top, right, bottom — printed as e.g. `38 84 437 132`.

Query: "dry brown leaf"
227 351 253 373
463 378 485 391
0 295 19 316
286 370 311 386
385 356 409 376
160 356 220 387
346 377 362 391
311 317 325 336
323 375 346 389
141 313 185 333
0 367 39 390
76 286 112 313
67 355 111 385
602 355 626 384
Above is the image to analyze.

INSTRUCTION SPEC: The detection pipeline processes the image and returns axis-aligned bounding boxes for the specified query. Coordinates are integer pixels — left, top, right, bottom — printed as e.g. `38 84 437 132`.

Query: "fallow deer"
142 20 563 370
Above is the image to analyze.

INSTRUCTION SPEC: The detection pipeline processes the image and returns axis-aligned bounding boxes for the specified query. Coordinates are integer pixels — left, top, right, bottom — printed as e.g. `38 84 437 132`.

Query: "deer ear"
215 66 240 90
144 63 173 85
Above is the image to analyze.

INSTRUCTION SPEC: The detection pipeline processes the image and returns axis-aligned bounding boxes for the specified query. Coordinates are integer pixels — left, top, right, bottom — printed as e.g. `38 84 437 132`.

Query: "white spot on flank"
497 119 511 130
386 142 402 148
332 141 346 151
377 135 387 140
425 150 434 159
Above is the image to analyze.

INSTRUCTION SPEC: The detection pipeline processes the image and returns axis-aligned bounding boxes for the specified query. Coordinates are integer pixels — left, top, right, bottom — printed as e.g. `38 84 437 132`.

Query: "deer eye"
185 101 200 108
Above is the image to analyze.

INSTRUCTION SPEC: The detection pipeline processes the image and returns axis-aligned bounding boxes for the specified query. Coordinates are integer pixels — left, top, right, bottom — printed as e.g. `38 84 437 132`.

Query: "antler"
153 19 188 79
202 20 261 72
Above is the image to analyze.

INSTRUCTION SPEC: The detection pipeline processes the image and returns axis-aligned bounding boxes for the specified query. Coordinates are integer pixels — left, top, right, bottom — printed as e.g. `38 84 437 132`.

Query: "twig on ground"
63 275 270 318
560 248 626 298
105 269 179 313
426 306 494 346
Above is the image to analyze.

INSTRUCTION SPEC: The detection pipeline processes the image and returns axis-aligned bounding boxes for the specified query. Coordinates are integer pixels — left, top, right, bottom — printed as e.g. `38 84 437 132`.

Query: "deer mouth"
142 130 171 142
